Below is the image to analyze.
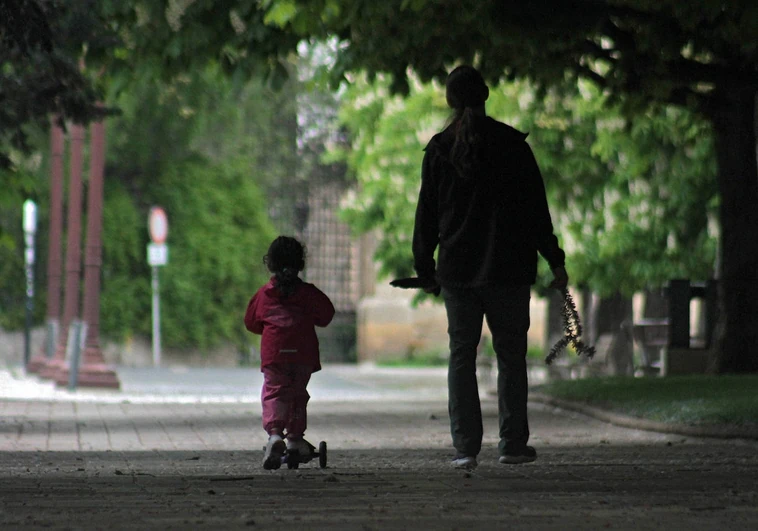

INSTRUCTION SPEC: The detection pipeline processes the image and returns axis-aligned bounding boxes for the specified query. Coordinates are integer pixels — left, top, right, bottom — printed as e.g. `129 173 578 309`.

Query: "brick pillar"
55 116 120 388
28 118 65 373
39 124 85 380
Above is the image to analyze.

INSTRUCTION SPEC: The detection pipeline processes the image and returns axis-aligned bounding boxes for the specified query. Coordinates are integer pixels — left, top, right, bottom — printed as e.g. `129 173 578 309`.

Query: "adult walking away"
412 65 568 470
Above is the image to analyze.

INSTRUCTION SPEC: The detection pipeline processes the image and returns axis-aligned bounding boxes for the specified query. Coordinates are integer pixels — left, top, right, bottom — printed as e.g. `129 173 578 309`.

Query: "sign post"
23 199 37 367
147 207 169 367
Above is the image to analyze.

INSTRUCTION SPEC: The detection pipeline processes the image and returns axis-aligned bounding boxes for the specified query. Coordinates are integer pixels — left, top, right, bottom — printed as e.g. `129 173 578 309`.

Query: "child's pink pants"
261 364 312 438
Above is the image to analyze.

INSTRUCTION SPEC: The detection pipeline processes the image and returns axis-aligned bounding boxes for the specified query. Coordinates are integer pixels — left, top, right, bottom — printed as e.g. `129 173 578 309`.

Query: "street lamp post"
23 199 37 367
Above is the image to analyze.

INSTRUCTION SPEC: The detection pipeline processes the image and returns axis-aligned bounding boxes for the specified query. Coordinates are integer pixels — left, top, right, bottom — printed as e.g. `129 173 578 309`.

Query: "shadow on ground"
2 445 758 530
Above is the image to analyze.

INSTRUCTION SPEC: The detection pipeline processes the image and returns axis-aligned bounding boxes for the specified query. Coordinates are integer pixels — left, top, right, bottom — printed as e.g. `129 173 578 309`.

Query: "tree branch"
572 63 609 88
668 58 758 91
600 14 757 92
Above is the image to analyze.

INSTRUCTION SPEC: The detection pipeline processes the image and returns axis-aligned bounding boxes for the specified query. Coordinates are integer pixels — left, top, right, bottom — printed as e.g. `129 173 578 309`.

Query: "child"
244 236 335 470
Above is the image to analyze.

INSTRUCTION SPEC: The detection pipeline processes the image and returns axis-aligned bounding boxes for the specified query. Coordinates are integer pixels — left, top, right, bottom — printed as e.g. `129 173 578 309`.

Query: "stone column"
55 116 120 388
27 118 65 373
39 124 84 380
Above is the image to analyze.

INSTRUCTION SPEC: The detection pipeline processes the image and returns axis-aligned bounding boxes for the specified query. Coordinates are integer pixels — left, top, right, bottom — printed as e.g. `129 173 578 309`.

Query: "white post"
23 199 37 367
152 265 161 367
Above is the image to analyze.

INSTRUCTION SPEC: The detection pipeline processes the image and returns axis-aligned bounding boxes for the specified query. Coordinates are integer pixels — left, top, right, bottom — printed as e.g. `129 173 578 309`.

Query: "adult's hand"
549 266 569 290
423 282 441 297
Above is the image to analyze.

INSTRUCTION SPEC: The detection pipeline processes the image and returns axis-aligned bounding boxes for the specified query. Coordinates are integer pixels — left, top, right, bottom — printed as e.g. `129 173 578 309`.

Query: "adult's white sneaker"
451 454 478 470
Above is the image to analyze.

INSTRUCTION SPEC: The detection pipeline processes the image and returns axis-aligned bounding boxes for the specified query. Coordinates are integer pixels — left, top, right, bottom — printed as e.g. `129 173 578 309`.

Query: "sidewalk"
0 366 758 531
2 399 757 529
0 363 453 403
2 363 754 438
2 365 758 529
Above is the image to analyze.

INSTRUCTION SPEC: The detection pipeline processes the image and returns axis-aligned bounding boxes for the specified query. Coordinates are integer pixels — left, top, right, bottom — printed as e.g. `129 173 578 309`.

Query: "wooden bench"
546 334 613 380
632 318 669 375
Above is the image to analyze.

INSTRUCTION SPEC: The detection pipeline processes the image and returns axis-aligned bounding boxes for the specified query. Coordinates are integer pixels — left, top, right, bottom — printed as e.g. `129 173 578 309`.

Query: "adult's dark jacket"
412 116 565 288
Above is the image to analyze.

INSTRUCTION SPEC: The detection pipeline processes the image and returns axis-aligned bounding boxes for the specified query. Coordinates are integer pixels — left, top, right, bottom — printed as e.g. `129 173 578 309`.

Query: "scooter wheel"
318 441 327 469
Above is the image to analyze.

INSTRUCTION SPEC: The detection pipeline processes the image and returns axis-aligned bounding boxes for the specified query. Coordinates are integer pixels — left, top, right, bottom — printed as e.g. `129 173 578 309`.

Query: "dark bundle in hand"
390 277 435 289
389 277 441 296
545 289 596 365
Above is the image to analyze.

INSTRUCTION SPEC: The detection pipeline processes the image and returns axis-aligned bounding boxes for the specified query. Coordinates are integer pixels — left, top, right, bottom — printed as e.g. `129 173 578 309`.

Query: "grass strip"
534 374 758 426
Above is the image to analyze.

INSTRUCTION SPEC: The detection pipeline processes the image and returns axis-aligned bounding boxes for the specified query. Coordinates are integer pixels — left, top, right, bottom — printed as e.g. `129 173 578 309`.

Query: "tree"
0 0 301 176
0 0 109 170
497 80 718 297
0 63 292 355
0 0 114 251
98 66 285 353
333 73 717 375
335 74 716 291
260 0 757 373
4 1 753 370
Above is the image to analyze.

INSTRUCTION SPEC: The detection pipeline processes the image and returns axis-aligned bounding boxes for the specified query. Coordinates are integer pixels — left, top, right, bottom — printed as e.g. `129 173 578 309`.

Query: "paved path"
1 366 757 529
0 365 453 403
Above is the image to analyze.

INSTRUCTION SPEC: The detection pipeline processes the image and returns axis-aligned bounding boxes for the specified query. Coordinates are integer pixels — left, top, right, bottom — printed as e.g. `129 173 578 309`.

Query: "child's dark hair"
445 65 489 177
263 236 306 297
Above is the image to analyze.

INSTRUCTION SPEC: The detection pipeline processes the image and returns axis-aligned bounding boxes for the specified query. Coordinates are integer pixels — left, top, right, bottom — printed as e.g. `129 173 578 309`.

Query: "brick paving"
1 367 758 529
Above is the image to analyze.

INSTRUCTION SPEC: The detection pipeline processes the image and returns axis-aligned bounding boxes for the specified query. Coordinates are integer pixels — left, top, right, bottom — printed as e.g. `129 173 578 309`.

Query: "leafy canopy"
260 0 758 114
334 73 716 297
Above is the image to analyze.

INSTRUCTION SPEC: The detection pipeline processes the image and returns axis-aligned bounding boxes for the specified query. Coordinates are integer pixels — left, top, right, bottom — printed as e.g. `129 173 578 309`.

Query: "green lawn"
534 374 758 427
376 352 448 367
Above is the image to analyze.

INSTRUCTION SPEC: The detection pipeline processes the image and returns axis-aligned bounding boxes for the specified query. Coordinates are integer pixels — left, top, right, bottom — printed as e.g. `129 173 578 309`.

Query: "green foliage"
334 74 717 298
256 1 757 115
376 349 447 367
98 153 276 352
0 199 46 329
97 0 301 91
0 0 110 170
0 134 49 328
486 80 718 296
482 340 544 361
336 73 448 282
0 63 288 356
151 159 275 350
0 1 742 362
96 66 284 352
99 179 150 342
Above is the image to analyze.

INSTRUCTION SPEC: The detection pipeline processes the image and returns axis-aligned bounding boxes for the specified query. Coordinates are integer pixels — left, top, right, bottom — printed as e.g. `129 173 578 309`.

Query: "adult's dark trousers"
442 284 531 457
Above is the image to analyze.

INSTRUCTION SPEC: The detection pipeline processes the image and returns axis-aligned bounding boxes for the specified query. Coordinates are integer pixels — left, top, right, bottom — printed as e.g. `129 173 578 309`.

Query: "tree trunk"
709 90 758 373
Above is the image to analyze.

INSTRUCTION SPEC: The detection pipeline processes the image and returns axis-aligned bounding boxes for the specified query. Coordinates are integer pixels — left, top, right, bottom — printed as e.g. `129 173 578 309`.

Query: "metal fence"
268 176 358 362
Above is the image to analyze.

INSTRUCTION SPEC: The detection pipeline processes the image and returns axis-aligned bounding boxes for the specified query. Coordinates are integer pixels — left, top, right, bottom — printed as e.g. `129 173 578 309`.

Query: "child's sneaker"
286 437 313 463
263 434 286 470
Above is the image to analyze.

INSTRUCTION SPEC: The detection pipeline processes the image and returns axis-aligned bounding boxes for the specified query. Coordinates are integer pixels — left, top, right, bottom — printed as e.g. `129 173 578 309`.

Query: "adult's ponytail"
450 106 482 177
445 65 489 178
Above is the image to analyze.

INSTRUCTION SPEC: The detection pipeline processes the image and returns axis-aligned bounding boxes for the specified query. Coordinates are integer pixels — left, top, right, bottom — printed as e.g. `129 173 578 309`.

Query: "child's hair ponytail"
445 65 489 178
263 236 306 297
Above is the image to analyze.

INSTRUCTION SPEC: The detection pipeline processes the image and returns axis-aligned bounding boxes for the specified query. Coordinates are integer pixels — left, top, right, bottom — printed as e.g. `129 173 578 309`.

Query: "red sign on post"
149 207 168 244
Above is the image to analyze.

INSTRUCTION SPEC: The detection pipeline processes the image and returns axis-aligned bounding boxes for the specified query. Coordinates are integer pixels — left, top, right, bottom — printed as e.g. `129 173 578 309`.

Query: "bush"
99 158 275 353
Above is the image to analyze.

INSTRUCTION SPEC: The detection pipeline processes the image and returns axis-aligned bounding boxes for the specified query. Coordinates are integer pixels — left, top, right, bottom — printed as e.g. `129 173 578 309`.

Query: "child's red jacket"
244 278 335 372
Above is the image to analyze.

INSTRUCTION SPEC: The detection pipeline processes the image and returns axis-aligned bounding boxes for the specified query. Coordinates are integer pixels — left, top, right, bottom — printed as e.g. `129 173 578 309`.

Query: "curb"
529 392 758 441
